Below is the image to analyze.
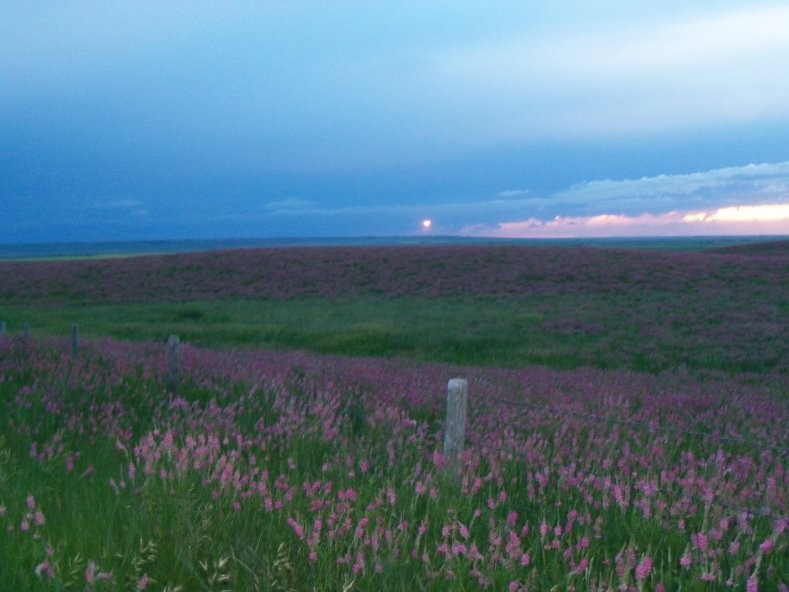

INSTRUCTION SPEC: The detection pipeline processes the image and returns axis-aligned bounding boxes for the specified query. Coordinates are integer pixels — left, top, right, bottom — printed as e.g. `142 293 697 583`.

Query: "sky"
2 1 789 242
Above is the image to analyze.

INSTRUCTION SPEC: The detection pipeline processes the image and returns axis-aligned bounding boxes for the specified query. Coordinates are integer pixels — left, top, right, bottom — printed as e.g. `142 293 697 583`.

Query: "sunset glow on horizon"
462 203 789 238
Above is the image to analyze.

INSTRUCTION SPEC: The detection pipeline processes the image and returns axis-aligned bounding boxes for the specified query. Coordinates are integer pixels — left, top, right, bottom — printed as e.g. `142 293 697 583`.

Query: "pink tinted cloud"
462 203 789 238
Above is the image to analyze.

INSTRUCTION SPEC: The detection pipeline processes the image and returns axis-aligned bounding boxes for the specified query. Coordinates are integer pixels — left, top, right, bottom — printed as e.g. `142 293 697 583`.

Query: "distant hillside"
1 244 787 306
709 238 789 256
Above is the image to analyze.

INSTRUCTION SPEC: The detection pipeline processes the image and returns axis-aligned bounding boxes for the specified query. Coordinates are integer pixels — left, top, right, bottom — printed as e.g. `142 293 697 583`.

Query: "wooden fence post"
71 323 79 357
443 378 468 479
167 335 180 393
22 322 30 340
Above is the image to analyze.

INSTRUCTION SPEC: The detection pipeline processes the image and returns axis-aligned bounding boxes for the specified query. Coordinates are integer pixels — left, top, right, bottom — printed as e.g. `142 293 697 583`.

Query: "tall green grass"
2 292 783 376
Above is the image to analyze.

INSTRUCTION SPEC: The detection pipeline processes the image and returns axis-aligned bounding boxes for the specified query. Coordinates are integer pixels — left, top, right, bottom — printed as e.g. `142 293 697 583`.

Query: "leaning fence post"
22 322 30 340
443 378 468 479
71 323 79 357
167 335 180 393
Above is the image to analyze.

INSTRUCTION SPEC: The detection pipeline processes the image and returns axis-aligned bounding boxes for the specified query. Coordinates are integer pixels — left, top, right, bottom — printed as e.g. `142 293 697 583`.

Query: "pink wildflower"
34 561 54 579
574 557 589 574
352 551 365 575
137 573 151 589
85 561 97 584
701 571 715 582
0 505 6 517
355 517 369 538
431 450 445 470
635 555 653 581
34 510 45 526
679 552 692 569
746 576 758 592
287 517 305 540
27 495 36 509
693 532 708 552
759 538 773 553
539 520 548 537
506 511 518 527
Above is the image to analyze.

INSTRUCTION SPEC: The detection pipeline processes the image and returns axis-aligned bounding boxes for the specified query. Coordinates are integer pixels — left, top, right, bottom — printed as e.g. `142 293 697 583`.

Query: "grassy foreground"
1 337 786 590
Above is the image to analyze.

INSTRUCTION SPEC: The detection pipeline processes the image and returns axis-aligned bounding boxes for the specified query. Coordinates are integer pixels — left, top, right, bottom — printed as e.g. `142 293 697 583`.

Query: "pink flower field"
1 244 787 589
1 331 786 590
1 244 786 306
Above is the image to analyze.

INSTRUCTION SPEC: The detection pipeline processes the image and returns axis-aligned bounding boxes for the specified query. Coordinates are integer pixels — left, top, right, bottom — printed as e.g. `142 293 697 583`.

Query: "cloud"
550 161 789 215
462 203 789 238
498 189 530 198
263 198 316 213
429 6 789 141
683 204 789 223
92 198 149 220
463 161 789 237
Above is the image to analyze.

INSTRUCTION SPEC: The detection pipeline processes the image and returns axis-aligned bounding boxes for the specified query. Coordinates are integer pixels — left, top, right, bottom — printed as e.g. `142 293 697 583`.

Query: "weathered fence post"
443 378 468 479
71 323 79 357
22 322 30 340
167 335 180 393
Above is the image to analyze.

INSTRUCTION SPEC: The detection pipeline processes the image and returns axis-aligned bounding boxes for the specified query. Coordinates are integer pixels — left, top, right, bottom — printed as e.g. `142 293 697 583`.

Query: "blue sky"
2 2 789 242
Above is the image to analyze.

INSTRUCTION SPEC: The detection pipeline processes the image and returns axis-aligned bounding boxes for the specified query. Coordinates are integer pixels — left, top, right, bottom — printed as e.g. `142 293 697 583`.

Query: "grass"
1 338 786 590
2 289 784 377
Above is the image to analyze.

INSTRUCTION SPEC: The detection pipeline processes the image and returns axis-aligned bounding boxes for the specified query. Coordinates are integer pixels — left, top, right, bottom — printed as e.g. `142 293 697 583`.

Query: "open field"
1 243 787 376
1 243 787 590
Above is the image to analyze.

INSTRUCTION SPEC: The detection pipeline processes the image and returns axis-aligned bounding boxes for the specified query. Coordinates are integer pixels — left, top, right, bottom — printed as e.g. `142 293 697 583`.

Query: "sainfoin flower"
759 538 774 553
635 555 653 581
34 561 54 578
